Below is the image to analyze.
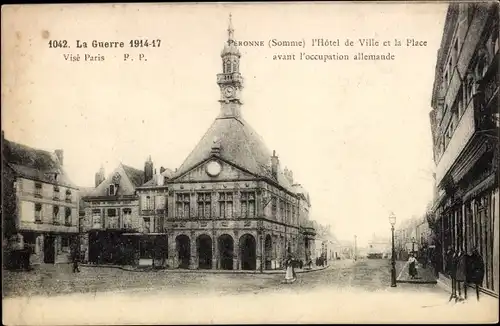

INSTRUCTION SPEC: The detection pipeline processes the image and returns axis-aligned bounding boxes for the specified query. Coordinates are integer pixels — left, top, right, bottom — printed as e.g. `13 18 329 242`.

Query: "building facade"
2 133 79 267
134 166 173 266
429 3 499 295
81 162 146 265
162 16 316 271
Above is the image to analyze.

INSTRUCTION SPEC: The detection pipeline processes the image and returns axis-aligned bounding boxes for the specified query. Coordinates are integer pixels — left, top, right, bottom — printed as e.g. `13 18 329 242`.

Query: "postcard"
2 2 499 325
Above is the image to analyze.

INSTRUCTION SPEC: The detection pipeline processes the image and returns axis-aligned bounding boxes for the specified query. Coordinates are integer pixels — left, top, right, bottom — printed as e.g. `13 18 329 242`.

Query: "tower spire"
228 13 234 41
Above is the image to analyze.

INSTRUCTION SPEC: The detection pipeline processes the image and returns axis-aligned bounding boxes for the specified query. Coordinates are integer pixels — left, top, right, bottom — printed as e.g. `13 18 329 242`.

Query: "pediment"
175 157 255 182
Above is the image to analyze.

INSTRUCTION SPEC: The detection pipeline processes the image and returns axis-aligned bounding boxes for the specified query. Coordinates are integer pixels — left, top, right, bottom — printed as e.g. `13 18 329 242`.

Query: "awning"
463 173 497 201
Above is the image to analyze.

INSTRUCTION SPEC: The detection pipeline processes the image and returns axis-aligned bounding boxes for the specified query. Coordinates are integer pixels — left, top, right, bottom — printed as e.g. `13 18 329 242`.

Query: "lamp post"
412 237 416 253
389 212 397 287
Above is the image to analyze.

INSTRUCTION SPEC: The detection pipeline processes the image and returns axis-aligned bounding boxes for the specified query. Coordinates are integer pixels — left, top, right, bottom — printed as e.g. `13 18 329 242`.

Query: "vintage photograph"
2 2 499 324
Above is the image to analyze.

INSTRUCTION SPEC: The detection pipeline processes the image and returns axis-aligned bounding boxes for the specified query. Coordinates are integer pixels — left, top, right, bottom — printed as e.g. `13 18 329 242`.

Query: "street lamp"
389 212 397 287
412 237 416 253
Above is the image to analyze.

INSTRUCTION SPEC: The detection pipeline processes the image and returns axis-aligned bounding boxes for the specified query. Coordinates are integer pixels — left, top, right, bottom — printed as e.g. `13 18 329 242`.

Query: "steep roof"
172 116 294 192
122 164 145 188
87 163 143 198
2 138 76 188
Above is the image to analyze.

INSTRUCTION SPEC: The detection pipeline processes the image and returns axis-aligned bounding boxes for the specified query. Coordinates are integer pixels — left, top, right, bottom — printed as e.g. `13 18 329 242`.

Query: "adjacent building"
81 162 145 265
2 132 79 267
429 3 499 295
163 16 316 271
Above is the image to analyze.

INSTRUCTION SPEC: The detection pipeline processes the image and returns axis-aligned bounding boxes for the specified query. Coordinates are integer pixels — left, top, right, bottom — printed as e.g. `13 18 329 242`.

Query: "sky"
2 3 448 246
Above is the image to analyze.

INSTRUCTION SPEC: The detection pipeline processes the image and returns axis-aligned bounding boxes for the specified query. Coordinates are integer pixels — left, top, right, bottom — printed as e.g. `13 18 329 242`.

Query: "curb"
397 280 438 284
80 264 329 274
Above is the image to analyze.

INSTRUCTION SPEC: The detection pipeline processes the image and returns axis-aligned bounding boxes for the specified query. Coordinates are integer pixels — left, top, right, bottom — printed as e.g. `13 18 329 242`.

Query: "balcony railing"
53 194 60 201
216 72 243 84
65 197 72 203
35 214 42 223
34 189 42 198
53 217 60 225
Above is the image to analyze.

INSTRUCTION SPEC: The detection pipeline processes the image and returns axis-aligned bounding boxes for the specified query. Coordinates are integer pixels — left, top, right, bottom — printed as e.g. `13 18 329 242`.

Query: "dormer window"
109 184 116 196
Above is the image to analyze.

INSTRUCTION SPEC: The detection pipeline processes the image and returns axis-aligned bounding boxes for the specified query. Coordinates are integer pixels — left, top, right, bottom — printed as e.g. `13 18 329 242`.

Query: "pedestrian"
445 246 457 302
466 247 485 302
408 253 418 279
455 246 467 302
71 245 81 273
283 255 296 284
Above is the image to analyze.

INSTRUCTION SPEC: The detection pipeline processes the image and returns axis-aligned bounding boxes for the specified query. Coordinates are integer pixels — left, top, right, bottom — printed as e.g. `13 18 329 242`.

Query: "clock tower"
217 14 244 118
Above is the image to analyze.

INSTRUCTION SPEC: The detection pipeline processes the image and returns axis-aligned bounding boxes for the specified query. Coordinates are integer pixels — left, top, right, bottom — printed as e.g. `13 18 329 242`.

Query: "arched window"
224 60 231 73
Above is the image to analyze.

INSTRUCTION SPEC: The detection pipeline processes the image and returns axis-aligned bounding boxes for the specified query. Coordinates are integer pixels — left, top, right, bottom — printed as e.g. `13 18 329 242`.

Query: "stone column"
189 232 197 269
233 255 238 270
167 233 177 269
212 232 218 270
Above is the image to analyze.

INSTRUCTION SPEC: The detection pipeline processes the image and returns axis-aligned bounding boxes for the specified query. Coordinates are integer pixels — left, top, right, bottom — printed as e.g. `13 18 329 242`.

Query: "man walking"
71 244 81 273
445 246 457 302
466 247 485 301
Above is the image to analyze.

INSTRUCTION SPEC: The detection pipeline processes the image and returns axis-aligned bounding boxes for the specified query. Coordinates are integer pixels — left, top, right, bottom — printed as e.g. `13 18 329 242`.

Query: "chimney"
271 150 279 179
55 149 64 165
144 156 153 183
157 172 164 186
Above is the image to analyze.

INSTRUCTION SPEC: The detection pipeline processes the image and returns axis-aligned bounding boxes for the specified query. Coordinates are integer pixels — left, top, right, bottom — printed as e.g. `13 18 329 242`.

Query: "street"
3 259 498 324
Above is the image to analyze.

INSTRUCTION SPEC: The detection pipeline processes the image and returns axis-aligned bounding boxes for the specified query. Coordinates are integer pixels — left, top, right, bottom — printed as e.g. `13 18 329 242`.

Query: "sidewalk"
80 263 329 274
436 272 499 303
396 260 437 284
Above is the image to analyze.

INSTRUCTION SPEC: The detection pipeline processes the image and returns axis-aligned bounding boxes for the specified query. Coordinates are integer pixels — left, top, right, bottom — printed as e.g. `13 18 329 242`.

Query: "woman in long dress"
284 257 296 283
408 253 418 279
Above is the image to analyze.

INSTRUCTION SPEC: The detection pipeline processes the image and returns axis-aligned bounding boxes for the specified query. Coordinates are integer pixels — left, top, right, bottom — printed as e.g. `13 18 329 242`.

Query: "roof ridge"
175 118 219 174
4 138 57 157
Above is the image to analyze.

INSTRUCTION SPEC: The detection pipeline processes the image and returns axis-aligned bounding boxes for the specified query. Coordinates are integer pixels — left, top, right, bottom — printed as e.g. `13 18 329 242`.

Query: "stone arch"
264 234 273 270
239 233 257 270
218 234 234 270
175 234 191 269
196 234 212 269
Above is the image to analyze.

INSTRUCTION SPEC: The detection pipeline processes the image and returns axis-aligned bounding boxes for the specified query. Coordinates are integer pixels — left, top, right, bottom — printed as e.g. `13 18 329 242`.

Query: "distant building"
367 234 391 259
429 3 499 295
2 132 79 267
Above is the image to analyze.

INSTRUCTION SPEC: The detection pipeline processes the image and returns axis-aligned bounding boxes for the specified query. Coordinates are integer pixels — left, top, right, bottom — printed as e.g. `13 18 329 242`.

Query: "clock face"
206 160 222 177
223 86 235 97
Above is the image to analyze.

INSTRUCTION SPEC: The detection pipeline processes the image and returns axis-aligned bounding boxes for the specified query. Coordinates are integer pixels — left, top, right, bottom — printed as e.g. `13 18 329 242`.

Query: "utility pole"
354 235 357 261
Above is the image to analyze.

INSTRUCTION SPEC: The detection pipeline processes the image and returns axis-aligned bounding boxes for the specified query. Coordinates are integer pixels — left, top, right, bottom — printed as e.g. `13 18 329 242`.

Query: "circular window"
206 160 222 177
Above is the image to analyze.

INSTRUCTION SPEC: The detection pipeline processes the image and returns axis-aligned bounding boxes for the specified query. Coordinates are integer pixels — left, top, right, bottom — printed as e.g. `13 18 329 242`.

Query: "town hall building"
162 16 316 271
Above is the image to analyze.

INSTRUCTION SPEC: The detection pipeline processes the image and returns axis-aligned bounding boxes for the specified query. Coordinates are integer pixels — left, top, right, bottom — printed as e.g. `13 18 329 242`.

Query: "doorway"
239 234 256 270
197 235 212 269
218 234 234 270
176 235 191 269
43 235 55 264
